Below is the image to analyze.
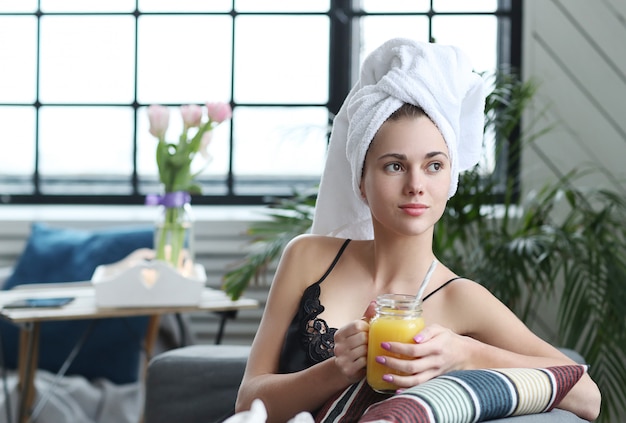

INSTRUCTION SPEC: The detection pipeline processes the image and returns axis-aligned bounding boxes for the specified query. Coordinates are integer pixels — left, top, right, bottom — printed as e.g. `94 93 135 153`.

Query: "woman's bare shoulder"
435 276 503 310
423 266 484 301
438 275 534 340
425 274 508 331
282 234 350 262
272 235 351 288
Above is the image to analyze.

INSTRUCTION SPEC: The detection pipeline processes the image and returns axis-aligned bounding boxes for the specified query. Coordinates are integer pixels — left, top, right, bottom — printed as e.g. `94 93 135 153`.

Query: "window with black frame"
0 0 520 206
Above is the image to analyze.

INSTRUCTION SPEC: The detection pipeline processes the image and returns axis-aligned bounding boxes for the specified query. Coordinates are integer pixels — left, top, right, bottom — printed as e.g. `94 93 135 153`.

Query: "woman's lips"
399 204 428 216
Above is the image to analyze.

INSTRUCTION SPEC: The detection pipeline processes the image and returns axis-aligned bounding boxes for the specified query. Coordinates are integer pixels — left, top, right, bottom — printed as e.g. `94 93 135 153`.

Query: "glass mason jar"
153 192 195 275
366 294 424 393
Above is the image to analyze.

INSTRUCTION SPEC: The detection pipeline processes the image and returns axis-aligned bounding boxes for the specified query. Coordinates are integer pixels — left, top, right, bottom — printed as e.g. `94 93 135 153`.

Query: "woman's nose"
405 172 424 195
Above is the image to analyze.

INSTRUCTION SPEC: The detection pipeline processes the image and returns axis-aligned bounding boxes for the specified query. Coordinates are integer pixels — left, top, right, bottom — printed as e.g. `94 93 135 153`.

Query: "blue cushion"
0 223 154 384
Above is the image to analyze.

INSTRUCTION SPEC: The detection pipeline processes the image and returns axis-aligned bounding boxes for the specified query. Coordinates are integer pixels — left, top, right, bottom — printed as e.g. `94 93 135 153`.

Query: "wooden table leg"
18 322 40 423
143 315 161 377
139 315 161 423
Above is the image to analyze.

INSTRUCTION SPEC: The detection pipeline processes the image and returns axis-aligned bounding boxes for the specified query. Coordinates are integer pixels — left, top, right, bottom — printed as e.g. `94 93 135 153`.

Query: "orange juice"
366 294 424 393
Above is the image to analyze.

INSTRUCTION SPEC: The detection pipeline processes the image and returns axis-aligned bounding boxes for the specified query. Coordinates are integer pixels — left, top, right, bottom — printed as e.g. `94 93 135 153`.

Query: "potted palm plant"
222 70 626 422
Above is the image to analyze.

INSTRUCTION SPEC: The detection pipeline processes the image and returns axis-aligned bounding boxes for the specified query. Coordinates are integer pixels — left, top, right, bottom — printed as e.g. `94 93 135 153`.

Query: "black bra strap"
422 277 463 302
314 238 352 284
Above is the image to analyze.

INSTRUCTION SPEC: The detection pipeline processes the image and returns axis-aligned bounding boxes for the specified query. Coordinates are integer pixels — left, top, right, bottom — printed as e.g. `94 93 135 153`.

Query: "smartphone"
4 297 75 309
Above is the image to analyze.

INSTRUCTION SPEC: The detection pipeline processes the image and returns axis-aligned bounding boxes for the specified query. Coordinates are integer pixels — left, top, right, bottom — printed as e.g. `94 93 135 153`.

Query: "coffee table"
0 282 259 423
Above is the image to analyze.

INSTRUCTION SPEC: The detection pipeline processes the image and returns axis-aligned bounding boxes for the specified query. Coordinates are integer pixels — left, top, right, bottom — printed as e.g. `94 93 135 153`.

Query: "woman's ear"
359 181 368 203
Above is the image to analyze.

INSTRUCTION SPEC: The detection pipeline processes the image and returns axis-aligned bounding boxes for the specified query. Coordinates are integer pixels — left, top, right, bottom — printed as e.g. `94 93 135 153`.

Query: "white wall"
522 0 626 194
520 0 626 335
521 9 626 417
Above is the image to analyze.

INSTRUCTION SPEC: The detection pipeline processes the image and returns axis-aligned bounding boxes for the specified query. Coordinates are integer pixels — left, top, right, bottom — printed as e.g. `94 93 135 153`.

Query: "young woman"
235 39 601 423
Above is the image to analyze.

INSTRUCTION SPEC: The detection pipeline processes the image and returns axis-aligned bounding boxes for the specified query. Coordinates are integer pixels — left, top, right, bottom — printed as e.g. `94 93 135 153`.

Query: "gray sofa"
143 345 589 423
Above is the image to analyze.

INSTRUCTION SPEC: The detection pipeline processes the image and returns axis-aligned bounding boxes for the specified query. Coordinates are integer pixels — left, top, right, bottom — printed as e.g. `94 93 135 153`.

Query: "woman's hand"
332 301 377 384
375 324 471 388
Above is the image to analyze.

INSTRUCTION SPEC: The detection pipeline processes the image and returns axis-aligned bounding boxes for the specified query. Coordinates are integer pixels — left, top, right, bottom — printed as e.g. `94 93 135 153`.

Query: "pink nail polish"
382 374 393 382
413 335 424 343
375 356 386 364
381 342 391 350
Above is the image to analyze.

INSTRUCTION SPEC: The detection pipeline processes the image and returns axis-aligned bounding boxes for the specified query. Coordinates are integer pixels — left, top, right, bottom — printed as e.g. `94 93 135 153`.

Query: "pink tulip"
206 102 232 124
180 104 202 128
147 105 170 139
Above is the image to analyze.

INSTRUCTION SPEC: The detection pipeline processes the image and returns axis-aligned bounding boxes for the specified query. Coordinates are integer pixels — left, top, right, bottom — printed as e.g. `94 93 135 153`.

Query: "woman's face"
360 115 451 238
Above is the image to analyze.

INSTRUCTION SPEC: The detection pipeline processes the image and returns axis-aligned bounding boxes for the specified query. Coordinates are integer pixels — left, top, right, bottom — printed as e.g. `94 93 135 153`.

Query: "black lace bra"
277 239 461 374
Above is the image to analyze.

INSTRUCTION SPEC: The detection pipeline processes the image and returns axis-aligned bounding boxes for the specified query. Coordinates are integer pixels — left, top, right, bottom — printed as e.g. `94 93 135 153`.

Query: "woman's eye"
427 162 442 173
384 163 403 172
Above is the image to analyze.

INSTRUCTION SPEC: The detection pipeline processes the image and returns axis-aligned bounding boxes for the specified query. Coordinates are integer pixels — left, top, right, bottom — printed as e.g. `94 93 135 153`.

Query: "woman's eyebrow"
377 151 449 161
377 153 407 161
426 151 449 159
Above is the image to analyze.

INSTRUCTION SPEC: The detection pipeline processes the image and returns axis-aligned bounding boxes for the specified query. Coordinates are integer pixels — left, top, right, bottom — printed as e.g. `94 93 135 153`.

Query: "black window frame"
0 0 522 206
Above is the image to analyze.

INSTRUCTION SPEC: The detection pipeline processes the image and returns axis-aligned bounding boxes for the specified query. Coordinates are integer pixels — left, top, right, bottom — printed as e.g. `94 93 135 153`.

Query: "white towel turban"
311 38 486 240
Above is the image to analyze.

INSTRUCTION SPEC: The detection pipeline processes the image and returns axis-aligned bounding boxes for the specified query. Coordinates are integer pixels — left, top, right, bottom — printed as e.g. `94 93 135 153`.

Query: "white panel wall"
522 9 626 420
522 0 626 193
520 0 626 336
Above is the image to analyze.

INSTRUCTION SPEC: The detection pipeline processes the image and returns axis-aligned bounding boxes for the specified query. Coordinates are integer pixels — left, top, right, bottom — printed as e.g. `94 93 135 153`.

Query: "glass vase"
154 198 195 275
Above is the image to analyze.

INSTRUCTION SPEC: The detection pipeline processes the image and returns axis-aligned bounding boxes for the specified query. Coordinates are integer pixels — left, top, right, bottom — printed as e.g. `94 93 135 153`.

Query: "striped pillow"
315 365 587 423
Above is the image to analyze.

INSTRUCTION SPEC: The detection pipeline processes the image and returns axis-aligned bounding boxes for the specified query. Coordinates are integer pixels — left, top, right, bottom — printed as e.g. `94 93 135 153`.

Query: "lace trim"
301 283 336 363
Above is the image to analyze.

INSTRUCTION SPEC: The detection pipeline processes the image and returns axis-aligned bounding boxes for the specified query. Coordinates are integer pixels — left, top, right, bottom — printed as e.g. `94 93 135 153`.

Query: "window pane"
360 0 429 13
359 16 430 62
138 0 231 12
235 0 329 12
233 106 328 177
0 3 509 203
202 120 232 177
0 1 37 12
235 16 329 104
39 16 135 103
137 15 233 104
40 0 135 12
433 0 497 12
0 17 37 103
0 107 35 176
432 15 497 73
39 106 134 175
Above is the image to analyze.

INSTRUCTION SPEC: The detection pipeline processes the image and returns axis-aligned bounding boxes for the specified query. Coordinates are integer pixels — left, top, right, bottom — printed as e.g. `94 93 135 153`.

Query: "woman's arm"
378 280 601 421
456 281 600 421
235 235 363 423
456 330 600 421
237 357 347 423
